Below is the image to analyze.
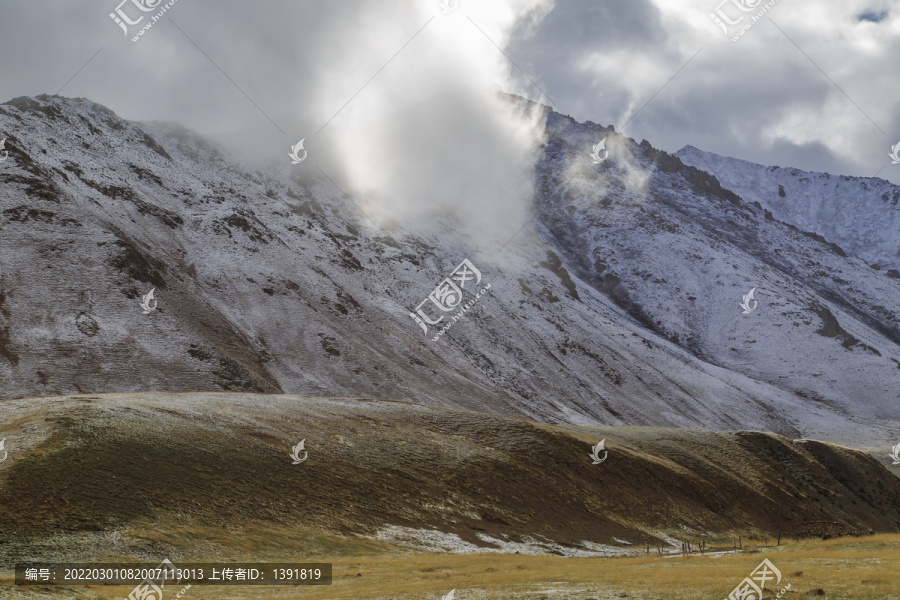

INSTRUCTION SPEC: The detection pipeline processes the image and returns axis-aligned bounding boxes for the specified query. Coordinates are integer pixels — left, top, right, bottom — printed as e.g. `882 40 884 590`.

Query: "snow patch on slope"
676 145 900 270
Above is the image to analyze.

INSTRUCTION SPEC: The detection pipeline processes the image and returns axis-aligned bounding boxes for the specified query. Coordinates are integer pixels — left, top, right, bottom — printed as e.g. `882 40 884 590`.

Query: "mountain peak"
0 95 898 446
676 145 900 269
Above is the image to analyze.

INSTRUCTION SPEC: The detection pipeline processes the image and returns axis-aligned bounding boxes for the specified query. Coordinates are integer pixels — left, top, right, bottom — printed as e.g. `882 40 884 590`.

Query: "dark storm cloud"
0 0 897 189
505 0 900 183
506 0 668 118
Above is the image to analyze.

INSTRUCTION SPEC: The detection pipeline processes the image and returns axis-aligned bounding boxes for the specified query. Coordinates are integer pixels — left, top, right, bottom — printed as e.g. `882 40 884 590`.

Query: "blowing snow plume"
305 0 555 242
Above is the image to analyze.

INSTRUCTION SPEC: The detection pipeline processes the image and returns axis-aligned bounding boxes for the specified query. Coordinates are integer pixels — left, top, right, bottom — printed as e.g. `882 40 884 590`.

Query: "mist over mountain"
0 94 898 446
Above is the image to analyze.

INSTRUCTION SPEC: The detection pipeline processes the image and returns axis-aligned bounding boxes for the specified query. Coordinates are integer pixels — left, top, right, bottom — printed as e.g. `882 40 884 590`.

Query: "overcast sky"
0 0 898 189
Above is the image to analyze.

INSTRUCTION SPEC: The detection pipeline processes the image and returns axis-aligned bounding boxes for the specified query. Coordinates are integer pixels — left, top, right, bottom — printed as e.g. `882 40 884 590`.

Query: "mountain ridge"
676 143 900 271
0 94 897 446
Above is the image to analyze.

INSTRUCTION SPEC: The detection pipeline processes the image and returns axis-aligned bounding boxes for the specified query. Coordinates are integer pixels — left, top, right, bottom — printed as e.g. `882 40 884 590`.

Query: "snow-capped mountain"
676 144 900 271
0 95 897 446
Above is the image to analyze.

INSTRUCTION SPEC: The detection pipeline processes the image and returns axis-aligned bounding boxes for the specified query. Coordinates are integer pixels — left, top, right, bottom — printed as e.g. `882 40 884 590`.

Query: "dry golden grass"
3 395 900 599
4 392 899 558
3 534 899 599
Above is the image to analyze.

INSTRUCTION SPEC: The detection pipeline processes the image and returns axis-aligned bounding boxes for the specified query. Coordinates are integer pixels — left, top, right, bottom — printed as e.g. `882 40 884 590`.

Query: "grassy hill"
0 392 898 566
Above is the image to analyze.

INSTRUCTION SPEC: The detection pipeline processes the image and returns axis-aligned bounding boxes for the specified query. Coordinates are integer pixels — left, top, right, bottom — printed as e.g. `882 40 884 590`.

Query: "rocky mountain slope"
676 144 900 271
1 393 898 564
0 95 897 445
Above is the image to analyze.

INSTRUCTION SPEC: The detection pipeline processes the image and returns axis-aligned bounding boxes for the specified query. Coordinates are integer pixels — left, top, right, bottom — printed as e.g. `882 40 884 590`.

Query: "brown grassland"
1 393 899 599
2 534 900 599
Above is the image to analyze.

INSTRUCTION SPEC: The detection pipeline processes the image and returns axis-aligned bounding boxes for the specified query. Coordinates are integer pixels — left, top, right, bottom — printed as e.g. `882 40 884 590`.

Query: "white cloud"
304 0 555 239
